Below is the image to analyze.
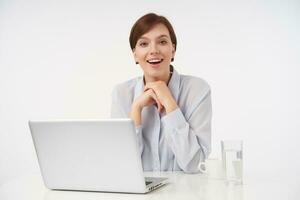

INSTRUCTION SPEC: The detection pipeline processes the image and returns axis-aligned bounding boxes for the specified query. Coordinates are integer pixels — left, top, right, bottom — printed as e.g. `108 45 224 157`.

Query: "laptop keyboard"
145 181 152 185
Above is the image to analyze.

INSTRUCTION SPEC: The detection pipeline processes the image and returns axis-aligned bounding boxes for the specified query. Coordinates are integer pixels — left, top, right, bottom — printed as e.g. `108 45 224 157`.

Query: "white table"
0 172 298 200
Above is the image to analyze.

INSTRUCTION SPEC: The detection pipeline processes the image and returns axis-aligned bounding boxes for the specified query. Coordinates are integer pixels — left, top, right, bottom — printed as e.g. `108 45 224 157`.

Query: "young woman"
111 13 212 173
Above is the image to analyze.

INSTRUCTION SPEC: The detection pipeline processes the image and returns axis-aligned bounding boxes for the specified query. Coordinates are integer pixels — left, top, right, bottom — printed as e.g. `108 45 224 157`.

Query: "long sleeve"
110 86 144 155
161 89 212 173
110 69 211 172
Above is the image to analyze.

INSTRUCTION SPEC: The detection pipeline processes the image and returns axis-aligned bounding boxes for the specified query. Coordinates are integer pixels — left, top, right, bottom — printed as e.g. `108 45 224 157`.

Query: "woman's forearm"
129 103 142 126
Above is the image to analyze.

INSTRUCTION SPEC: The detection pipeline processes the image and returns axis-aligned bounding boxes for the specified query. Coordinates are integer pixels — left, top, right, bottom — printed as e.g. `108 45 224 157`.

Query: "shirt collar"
168 66 180 102
133 66 180 103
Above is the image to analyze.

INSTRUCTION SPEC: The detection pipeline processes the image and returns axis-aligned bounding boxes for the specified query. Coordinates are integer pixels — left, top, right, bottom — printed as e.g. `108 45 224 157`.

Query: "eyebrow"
138 34 170 40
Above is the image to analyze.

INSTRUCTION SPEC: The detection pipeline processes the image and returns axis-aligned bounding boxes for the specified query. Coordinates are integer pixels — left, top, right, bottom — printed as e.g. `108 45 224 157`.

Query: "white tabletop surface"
0 172 298 200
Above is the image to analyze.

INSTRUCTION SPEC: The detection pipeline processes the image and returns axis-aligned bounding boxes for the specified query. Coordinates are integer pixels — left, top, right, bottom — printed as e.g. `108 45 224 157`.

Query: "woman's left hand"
144 81 178 113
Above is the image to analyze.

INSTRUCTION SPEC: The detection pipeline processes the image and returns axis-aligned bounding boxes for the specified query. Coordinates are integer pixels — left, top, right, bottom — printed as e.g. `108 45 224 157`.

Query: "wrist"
165 99 178 114
131 102 142 113
130 102 142 126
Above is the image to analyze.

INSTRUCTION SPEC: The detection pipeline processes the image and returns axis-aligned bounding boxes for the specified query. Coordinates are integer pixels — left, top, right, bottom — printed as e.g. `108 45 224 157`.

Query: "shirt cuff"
161 108 187 132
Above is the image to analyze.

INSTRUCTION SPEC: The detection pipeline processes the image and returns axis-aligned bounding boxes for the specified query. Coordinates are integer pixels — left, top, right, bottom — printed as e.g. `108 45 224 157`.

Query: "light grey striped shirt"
111 68 212 173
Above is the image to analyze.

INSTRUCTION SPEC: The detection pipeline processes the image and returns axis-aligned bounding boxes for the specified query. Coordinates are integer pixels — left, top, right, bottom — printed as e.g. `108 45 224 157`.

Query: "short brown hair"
129 13 177 51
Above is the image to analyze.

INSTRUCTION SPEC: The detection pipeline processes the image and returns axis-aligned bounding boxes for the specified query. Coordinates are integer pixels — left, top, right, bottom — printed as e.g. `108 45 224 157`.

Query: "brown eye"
139 42 148 47
160 40 168 45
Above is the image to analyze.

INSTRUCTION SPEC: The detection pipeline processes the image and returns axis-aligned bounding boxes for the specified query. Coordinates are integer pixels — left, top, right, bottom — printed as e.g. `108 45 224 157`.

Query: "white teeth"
147 59 162 63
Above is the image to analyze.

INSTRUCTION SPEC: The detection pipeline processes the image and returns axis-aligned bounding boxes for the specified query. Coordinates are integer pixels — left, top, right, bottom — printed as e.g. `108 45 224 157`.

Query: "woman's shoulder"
112 77 142 96
179 74 211 93
177 74 211 113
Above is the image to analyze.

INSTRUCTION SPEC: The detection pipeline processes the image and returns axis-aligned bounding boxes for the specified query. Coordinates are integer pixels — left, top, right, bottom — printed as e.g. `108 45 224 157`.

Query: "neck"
144 73 169 84
143 65 174 85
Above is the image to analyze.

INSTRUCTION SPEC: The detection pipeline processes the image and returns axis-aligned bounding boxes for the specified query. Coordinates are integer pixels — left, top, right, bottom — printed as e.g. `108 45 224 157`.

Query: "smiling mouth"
147 59 164 65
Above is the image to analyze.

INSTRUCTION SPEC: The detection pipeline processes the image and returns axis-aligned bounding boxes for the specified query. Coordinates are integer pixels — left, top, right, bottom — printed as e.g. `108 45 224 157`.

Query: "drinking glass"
221 140 243 184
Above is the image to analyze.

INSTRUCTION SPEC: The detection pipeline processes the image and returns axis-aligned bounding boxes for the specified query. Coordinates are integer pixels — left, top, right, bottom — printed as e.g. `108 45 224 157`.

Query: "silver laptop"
29 119 167 193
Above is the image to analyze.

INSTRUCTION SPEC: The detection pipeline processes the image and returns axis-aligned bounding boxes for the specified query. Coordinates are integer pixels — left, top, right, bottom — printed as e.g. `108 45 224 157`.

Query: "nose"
150 43 159 54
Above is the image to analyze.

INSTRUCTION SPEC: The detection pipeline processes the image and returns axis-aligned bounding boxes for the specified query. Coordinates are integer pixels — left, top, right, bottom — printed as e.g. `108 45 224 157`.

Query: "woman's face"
133 23 175 83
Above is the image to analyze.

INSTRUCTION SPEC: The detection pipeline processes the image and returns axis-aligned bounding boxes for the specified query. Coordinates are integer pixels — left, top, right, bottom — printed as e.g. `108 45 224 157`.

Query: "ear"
132 48 138 62
172 44 176 58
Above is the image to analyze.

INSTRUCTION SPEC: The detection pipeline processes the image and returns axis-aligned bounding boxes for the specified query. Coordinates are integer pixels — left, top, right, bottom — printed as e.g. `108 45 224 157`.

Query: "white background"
1 0 299 186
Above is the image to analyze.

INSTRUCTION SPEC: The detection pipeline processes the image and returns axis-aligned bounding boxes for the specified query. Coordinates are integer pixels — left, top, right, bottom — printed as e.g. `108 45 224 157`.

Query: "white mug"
199 158 224 179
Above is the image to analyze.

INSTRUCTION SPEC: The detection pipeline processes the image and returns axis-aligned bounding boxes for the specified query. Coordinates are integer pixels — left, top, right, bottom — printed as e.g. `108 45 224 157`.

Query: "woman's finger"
148 89 163 112
144 82 156 92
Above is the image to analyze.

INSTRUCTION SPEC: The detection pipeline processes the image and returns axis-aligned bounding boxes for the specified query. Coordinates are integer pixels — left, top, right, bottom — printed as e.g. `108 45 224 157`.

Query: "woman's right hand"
135 88 164 112
129 89 163 126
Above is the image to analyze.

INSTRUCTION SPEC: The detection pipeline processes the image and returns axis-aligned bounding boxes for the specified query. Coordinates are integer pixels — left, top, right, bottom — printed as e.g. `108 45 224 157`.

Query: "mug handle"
199 161 207 173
